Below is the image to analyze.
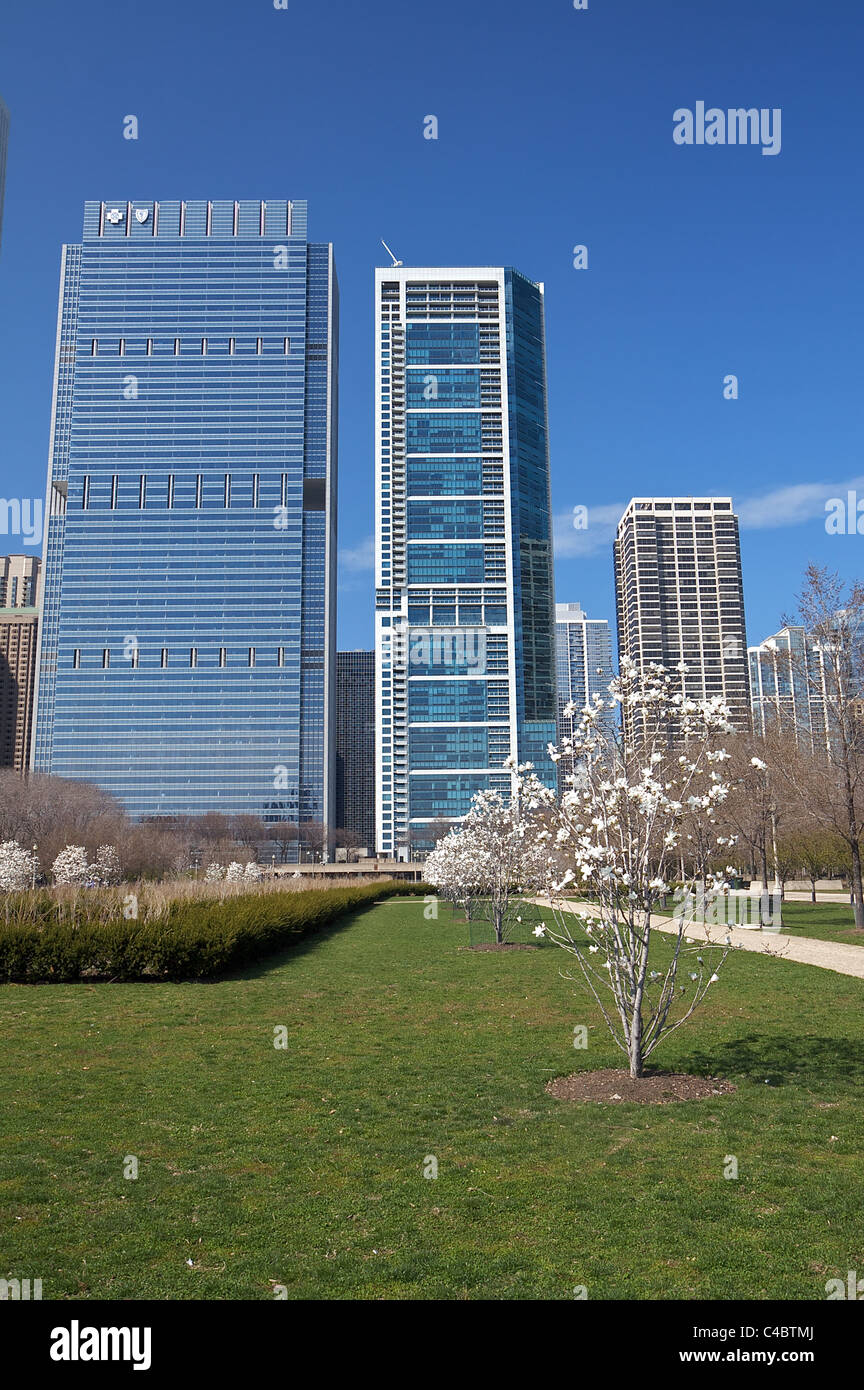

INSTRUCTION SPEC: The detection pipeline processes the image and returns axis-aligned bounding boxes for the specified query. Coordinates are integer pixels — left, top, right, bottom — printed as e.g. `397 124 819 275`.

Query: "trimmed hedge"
0 882 403 983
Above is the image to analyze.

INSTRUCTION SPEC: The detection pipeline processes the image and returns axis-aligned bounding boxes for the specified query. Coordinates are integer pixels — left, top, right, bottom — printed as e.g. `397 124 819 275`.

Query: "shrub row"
0 882 404 983
388 881 434 897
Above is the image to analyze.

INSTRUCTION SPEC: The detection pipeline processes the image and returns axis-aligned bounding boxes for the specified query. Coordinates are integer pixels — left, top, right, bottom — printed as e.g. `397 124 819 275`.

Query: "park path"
782 891 853 905
532 898 864 982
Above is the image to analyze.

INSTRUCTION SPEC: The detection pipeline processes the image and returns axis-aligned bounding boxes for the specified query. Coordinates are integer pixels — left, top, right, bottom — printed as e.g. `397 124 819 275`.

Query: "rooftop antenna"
381 239 403 267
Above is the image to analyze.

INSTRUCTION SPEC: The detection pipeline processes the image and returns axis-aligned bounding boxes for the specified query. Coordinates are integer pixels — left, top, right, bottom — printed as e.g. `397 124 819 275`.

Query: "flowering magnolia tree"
425 784 550 943
204 863 225 882
225 861 245 883
531 659 738 1079
52 845 91 886
92 844 121 886
0 840 40 892
423 829 474 919
51 843 121 887
244 861 263 882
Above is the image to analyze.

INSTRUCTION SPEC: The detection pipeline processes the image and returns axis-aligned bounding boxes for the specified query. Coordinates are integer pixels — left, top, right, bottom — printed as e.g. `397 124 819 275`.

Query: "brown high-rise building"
614 498 750 736
0 555 41 771
335 651 375 849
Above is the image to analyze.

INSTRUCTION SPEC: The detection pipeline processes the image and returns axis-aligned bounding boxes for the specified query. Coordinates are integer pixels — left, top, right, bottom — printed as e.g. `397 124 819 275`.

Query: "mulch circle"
468 943 538 952
546 1068 736 1105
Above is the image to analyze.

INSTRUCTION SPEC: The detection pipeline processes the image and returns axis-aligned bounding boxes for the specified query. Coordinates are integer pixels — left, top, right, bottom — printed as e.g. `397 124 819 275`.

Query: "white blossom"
52 845 90 886
92 844 121 886
521 660 733 1078
424 775 552 943
0 840 40 892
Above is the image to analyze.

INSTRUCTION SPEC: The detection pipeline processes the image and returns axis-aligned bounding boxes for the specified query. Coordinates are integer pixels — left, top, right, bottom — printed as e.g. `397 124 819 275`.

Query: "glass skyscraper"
0 92 9 254
374 266 557 856
749 625 830 754
554 601 615 745
33 199 337 829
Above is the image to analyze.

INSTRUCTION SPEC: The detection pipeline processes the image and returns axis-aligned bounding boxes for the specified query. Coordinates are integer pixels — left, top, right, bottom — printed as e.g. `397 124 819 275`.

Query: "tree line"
0 775 361 881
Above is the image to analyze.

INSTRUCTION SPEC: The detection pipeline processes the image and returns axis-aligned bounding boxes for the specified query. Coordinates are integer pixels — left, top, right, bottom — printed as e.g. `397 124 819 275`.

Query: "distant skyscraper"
749 625 830 753
0 93 8 254
374 266 557 855
335 650 375 848
0 555 41 771
614 498 750 731
554 601 615 745
0 555 40 610
33 199 337 830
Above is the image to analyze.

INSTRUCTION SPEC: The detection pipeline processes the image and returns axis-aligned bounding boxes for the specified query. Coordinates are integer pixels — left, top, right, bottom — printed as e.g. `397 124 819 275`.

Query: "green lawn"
778 901 864 946
654 896 864 948
1 896 862 1300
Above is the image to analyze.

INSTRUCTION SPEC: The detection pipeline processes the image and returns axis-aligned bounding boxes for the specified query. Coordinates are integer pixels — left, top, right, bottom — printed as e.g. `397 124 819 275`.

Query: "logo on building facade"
105 208 124 225
134 208 149 223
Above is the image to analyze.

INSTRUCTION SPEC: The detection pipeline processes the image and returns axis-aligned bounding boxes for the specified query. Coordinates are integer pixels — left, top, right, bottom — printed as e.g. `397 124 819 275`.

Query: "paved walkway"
782 891 852 905
533 898 864 982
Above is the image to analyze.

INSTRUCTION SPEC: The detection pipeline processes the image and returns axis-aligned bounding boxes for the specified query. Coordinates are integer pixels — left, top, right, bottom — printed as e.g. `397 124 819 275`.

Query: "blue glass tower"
374 267 557 856
0 93 9 255
554 602 615 744
33 200 337 830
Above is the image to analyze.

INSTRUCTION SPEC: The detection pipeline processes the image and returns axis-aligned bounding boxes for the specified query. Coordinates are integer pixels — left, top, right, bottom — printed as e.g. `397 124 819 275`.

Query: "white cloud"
736 476 864 530
552 477 864 559
553 503 626 558
339 534 374 572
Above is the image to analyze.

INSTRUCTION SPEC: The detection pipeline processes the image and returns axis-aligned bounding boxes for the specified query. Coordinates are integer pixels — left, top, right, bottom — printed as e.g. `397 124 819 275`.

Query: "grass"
650 894 864 948
1 895 862 1300
777 901 864 946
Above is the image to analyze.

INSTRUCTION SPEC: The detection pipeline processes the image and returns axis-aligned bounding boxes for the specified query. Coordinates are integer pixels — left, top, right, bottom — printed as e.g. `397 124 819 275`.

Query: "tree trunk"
770 808 780 890
851 840 864 931
628 1019 644 1079
494 907 504 944
759 839 769 892
628 977 646 1078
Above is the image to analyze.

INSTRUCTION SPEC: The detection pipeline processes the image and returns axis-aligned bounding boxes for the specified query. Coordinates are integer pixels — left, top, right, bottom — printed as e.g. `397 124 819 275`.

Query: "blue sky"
1 0 862 648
